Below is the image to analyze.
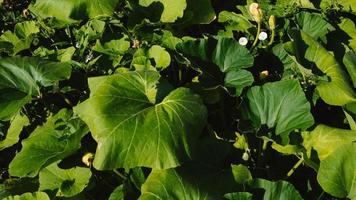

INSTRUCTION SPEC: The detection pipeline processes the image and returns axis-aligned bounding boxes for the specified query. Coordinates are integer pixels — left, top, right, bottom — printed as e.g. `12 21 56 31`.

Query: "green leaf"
0 57 71 120
317 142 356 199
271 142 303 155
320 0 355 12
0 184 11 199
302 124 356 160
245 80 314 144
272 43 314 80
74 70 207 170
343 51 356 88
39 162 91 197
0 21 39 55
182 0 216 25
339 18 356 50
231 164 252 185
29 0 120 27
148 45 171 69
224 192 253 200
295 12 334 41
176 38 211 61
224 69 254 96
93 37 130 66
252 179 303 200
0 113 29 150
109 185 126 200
153 30 182 50
139 163 236 200
139 0 187 22
3 192 50 200
9 109 89 177
218 11 253 33
289 29 356 106
213 37 254 72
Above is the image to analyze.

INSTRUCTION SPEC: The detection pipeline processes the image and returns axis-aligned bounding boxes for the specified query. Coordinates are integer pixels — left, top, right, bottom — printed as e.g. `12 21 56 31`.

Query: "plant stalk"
252 22 261 47
287 158 304 177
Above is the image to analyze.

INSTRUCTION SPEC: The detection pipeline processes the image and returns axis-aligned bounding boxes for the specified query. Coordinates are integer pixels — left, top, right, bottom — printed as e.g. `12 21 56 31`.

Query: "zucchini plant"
0 0 355 199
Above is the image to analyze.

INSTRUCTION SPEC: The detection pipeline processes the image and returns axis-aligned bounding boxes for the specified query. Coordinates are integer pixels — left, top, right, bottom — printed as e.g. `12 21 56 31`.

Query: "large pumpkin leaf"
0 57 71 120
29 0 120 27
344 51 356 87
295 12 334 41
218 11 253 33
224 192 253 200
339 18 356 50
39 162 92 197
0 113 29 150
317 142 356 199
252 179 303 200
3 192 50 200
213 37 254 72
139 163 236 200
182 0 216 25
139 0 187 22
320 0 355 12
245 80 314 144
302 124 356 160
74 70 207 170
289 29 356 106
272 43 314 80
9 109 89 177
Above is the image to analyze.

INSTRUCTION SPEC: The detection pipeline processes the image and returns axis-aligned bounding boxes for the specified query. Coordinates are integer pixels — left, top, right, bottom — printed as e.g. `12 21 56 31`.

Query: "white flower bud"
242 152 249 161
239 37 248 46
258 32 268 41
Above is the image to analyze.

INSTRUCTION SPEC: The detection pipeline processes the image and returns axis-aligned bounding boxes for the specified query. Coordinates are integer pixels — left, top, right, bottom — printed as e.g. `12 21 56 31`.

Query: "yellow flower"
82 152 94 167
249 3 263 23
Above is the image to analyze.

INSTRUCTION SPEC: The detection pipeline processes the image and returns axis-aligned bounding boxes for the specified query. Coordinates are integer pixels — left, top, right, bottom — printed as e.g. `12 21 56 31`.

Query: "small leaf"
9 109 89 177
109 185 126 200
0 113 29 150
224 69 254 96
231 164 252 185
3 192 50 200
148 45 171 69
39 162 92 197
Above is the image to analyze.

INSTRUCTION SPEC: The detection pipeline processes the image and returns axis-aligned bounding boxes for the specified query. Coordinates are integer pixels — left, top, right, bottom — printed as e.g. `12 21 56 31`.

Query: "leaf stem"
268 29 275 46
287 158 304 177
252 22 261 48
113 169 127 181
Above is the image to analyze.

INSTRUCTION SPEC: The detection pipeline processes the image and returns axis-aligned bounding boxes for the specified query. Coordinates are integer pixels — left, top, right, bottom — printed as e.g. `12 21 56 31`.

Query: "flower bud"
249 3 263 23
239 37 248 46
242 152 249 161
269 15 276 30
258 32 268 41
